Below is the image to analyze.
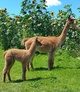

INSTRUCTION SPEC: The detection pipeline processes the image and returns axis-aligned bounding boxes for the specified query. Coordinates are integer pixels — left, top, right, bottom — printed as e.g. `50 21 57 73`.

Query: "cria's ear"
36 37 42 46
36 37 40 42
35 37 38 42
35 37 38 40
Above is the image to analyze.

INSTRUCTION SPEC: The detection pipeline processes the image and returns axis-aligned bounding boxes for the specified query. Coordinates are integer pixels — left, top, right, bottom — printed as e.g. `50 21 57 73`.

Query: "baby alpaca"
2 37 41 82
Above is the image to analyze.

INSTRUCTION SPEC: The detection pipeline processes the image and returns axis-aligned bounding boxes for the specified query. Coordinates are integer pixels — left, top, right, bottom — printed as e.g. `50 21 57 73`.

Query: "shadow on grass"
27 76 57 81
11 79 24 83
27 77 42 81
34 66 80 71
11 66 80 83
11 77 42 83
12 76 57 83
34 67 48 71
11 77 43 83
54 66 80 69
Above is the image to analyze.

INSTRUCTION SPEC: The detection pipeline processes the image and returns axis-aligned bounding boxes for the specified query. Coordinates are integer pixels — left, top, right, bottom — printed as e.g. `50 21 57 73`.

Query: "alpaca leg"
26 62 29 71
30 62 34 70
30 54 35 70
7 70 11 82
22 63 26 81
7 61 15 82
26 54 35 71
2 67 7 82
48 52 55 70
26 61 34 71
2 60 10 82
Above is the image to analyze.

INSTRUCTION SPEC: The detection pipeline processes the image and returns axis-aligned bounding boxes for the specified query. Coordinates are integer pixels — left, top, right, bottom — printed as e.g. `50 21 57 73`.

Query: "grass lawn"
0 49 80 92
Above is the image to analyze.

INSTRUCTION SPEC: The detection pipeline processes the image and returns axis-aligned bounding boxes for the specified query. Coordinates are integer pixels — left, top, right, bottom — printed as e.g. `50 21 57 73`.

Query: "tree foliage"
0 0 80 50
0 9 23 50
20 0 53 36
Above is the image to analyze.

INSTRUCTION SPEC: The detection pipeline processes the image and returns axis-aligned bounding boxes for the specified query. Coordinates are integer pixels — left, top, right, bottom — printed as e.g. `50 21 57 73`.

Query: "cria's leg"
7 61 15 82
48 52 55 70
7 69 11 82
22 63 26 81
2 66 7 82
29 54 35 70
26 62 29 71
27 54 35 71
26 61 34 71
2 60 11 82
30 62 34 70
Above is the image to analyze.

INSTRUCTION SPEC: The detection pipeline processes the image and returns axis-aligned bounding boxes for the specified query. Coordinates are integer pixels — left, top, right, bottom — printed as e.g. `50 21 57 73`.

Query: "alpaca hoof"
23 80 26 81
48 67 53 70
48 68 51 71
22 79 26 81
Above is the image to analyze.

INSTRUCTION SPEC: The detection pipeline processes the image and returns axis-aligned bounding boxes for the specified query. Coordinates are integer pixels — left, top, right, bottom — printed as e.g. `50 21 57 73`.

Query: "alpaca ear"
68 15 75 20
36 37 39 42
68 15 71 19
36 37 42 45
35 37 38 43
35 37 38 40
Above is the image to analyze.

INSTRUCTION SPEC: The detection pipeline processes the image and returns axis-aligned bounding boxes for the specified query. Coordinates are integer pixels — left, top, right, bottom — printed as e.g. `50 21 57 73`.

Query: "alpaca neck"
58 21 70 44
28 42 36 56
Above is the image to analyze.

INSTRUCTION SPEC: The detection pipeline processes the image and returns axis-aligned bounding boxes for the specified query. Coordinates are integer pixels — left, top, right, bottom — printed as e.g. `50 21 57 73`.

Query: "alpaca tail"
3 51 7 58
21 38 30 46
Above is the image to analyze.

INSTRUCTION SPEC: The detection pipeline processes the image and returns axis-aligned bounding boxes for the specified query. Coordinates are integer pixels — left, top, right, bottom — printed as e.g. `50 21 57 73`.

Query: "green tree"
0 9 23 50
20 0 53 36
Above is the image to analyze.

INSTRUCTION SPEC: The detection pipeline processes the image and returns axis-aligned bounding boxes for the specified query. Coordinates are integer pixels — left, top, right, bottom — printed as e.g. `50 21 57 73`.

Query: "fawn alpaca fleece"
21 15 77 70
2 37 41 82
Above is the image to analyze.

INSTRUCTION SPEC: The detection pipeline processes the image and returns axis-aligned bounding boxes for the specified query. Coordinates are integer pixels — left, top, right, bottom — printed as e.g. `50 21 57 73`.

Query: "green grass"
0 49 80 92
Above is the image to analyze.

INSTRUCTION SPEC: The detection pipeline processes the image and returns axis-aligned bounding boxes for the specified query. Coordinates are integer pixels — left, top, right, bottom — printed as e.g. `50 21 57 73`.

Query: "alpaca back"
4 37 41 62
4 49 29 62
3 51 7 58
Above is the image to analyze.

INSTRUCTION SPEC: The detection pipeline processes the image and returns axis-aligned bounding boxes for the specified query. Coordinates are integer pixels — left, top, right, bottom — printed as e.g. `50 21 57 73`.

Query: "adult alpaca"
21 15 77 70
2 37 42 82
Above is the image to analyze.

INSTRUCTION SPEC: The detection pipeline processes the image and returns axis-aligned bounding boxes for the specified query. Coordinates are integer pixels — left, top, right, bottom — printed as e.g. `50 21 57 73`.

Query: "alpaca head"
67 15 77 25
